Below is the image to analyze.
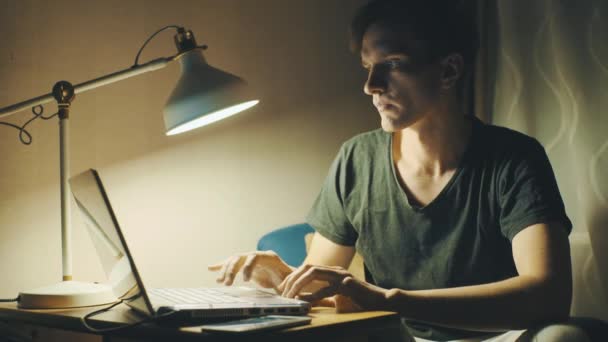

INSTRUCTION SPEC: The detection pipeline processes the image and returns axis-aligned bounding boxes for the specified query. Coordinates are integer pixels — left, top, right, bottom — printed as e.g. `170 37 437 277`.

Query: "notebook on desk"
69 169 310 324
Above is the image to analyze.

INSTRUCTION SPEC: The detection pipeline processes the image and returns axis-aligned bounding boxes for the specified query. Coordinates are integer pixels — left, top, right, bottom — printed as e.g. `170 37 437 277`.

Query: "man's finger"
280 264 309 296
278 272 296 295
342 277 368 297
311 297 336 308
241 254 257 282
341 277 389 310
207 263 223 271
284 266 319 298
286 266 345 297
218 256 237 284
277 271 291 293
284 268 314 298
340 276 369 298
224 257 243 286
296 286 336 303
286 267 345 298
216 258 232 283
343 276 387 294
333 294 363 313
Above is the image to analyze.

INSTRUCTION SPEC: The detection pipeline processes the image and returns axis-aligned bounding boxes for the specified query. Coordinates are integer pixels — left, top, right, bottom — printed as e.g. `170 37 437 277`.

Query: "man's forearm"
385 275 571 332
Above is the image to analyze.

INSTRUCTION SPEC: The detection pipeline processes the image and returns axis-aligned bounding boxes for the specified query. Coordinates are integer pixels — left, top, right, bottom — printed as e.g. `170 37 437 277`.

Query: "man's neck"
393 112 472 178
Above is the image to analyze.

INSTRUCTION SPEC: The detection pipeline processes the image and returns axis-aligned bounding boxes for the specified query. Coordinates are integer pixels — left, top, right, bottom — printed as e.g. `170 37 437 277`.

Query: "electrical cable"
80 297 176 334
132 25 182 67
0 105 58 145
0 296 19 303
1 23 185 332
1 293 175 333
2 25 185 145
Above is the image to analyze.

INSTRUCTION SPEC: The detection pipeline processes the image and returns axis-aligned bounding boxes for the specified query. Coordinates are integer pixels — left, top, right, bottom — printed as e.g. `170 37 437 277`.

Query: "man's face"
361 23 443 132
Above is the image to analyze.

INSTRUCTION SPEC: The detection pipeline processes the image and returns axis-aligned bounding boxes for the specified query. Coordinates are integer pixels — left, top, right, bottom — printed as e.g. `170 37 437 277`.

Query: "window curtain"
476 0 608 320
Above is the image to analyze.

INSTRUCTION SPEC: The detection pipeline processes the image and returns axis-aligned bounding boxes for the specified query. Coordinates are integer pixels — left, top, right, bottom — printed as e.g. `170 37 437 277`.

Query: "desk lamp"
0 25 259 309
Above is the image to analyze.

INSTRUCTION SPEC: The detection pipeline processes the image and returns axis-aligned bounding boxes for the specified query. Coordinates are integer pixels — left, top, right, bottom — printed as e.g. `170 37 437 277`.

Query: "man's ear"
439 53 464 90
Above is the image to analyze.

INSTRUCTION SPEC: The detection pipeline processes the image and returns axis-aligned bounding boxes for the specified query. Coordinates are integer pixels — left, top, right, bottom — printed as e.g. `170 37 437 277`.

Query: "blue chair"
257 223 315 267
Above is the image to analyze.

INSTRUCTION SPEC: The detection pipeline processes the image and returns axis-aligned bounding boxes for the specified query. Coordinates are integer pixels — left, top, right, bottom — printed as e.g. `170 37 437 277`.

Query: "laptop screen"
70 169 154 316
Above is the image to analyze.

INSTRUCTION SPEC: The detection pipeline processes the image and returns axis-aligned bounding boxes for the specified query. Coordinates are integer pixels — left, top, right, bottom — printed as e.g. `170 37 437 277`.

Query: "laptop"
69 169 310 324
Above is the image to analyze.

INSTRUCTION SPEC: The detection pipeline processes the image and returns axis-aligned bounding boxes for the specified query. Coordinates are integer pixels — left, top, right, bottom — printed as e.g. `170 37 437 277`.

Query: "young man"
209 1 581 341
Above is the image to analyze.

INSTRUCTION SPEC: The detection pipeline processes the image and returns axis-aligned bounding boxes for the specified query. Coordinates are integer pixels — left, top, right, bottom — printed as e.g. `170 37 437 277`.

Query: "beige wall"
0 0 376 296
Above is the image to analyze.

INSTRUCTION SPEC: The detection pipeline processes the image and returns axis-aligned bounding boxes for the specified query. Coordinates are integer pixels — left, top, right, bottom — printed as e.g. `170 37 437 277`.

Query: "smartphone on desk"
200 315 312 333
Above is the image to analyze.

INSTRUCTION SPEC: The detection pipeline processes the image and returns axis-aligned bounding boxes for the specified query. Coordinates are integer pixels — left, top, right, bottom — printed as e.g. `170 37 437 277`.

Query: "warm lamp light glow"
165 100 259 136
0 24 260 310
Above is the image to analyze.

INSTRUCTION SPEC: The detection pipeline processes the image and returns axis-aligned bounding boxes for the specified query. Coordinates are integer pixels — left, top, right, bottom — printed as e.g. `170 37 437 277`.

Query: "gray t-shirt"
306 116 572 340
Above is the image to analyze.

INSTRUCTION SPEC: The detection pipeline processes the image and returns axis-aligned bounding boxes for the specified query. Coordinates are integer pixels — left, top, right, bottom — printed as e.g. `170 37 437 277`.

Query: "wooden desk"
0 303 403 342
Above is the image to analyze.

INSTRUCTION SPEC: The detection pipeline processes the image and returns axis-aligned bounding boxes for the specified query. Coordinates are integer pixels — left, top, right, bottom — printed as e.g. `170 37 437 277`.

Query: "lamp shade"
163 49 258 136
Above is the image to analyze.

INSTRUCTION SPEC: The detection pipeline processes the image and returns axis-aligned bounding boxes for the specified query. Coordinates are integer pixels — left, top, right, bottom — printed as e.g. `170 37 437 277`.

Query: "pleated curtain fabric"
476 0 608 322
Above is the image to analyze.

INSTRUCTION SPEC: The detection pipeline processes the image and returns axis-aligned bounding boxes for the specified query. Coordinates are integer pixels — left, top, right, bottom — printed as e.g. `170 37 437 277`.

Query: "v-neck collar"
388 116 480 212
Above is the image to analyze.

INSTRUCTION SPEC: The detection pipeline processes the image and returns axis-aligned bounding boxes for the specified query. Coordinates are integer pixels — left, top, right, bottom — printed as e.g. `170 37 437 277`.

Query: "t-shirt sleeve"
498 139 572 241
306 145 358 246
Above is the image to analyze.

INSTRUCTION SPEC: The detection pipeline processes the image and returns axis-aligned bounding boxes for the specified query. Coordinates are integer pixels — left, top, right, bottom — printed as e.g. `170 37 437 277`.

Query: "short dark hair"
350 0 478 68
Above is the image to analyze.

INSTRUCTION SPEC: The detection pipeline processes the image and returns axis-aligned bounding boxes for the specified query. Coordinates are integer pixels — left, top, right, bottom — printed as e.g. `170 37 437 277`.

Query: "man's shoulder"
341 128 388 152
472 120 553 178
476 120 544 155
332 129 389 172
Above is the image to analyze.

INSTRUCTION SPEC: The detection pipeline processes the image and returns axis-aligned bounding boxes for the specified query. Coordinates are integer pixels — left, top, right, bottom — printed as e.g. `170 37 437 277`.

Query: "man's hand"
312 295 364 313
208 251 292 291
278 264 392 311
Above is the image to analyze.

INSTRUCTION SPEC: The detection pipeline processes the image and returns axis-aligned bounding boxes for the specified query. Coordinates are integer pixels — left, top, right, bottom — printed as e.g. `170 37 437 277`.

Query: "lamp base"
18 281 117 309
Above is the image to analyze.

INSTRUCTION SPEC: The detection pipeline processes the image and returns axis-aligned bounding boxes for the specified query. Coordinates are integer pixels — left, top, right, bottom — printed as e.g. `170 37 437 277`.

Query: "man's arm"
208 232 355 291
299 232 356 295
282 222 572 331
381 222 572 331
304 232 356 268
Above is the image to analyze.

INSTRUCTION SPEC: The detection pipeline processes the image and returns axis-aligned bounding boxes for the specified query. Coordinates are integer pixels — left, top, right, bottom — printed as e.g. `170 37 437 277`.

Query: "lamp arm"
0 56 174 119
75 56 173 95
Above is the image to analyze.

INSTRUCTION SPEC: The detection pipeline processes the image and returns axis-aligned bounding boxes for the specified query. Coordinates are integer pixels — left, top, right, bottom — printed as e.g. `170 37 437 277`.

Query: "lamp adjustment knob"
52 81 75 105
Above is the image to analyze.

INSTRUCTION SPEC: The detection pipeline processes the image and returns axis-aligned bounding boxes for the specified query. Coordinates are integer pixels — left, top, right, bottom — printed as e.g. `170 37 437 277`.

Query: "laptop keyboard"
150 288 249 305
